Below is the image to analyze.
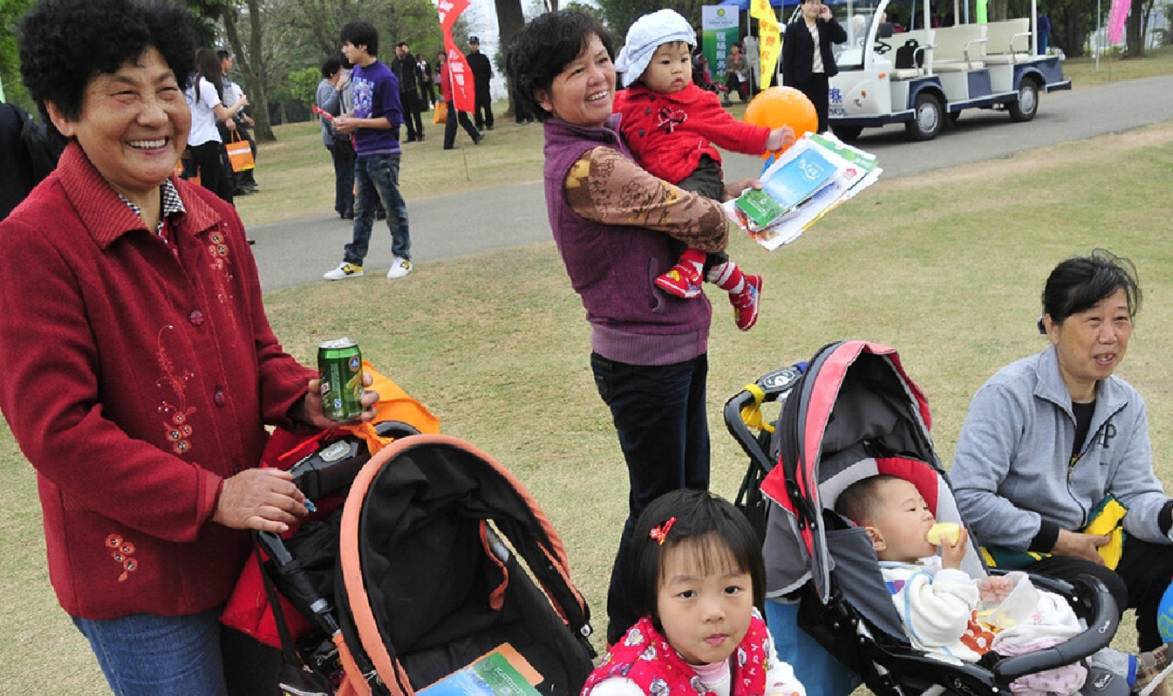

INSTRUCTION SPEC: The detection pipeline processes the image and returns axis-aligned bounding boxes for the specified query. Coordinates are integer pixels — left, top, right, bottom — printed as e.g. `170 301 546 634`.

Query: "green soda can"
318 337 364 421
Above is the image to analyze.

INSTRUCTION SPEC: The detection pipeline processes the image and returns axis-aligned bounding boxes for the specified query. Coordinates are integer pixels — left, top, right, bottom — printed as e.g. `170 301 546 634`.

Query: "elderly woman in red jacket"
0 1 375 693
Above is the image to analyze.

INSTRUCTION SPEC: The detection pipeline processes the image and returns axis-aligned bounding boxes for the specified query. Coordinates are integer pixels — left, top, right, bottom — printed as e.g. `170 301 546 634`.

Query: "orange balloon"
744 87 818 156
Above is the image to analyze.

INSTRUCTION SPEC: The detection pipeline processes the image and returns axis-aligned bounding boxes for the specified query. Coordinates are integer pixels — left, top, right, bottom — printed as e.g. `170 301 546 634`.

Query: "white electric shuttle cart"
819 0 1070 141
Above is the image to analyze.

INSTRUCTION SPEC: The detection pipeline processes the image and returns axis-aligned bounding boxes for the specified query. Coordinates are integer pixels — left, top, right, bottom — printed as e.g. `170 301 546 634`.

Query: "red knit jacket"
0 144 315 619
613 83 770 184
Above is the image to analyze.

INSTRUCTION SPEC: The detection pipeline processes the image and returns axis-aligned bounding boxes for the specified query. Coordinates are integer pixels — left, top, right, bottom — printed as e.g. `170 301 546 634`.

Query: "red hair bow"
649 516 677 545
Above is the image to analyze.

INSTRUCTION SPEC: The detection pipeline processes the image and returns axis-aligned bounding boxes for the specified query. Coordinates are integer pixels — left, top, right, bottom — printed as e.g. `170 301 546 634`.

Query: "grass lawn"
2 116 1172 691
1064 44 1173 87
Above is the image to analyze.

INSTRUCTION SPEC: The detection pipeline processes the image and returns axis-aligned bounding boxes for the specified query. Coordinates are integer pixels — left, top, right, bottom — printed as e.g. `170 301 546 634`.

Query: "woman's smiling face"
536 33 615 128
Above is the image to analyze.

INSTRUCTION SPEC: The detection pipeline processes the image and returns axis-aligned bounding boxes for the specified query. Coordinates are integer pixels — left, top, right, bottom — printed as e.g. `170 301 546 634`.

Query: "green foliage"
1 0 35 109
275 65 319 106
563 1 606 25
595 0 706 40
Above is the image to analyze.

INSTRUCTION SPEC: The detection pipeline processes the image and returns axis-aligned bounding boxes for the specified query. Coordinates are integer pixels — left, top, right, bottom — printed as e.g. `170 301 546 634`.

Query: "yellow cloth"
751 0 783 90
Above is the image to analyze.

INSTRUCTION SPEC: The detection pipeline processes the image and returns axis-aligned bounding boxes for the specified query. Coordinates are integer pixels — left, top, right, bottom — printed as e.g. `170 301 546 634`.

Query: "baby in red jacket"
614 9 793 330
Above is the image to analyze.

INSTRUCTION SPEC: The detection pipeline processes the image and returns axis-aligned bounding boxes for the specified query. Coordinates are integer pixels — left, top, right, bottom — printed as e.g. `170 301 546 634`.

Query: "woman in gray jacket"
952 251 1173 655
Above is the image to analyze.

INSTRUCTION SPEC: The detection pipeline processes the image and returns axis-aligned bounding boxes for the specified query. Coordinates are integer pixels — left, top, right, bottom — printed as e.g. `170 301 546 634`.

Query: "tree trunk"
223 1 276 141
1126 0 1144 56
494 0 526 118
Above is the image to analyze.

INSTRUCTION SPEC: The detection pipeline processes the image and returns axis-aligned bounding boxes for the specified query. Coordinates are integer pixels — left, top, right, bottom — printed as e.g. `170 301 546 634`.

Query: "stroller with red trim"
724 340 1123 696
224 425 596 696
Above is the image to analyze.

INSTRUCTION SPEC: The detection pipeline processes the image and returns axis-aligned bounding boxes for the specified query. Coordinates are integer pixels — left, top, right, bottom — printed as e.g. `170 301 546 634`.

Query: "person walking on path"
781 0 847 134
392 42 425 142
418 54 436 109
317 57 354 219
323 21 413 281
467 35 494 131
439 53 483 150
218 49 257 194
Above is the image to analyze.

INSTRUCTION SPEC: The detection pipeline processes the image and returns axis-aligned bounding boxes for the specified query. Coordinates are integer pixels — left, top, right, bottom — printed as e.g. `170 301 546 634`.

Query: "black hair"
834 474 904 526
395 41 408 49
628 489 764 629
216 48 231 61
341 21 379 57
321 56 342 79
19 0 196 125
195 47 224 103
1040 250 1141 332
505 10 614 124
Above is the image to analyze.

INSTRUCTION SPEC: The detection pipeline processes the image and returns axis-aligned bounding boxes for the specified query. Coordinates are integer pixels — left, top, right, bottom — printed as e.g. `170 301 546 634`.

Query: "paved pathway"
251 74 1173 292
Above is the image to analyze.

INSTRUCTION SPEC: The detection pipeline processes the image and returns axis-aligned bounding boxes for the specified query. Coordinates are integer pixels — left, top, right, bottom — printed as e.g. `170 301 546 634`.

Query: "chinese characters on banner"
702 6 740 81
437 0 476 112
751 0 782 90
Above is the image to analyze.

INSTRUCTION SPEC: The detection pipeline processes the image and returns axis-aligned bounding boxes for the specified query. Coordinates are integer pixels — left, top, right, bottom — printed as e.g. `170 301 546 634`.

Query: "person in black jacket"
781 0 847 134
466 35 494 130
1 102 63 220
392 42 426 141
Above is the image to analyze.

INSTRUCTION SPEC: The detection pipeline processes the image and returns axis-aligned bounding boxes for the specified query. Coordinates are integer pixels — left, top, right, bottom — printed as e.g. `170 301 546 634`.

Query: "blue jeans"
73 608 278 695
591 352 711 644
344 153 411 265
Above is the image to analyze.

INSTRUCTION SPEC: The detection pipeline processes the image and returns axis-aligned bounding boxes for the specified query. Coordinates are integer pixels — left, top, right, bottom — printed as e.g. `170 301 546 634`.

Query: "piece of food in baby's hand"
926 522 961 546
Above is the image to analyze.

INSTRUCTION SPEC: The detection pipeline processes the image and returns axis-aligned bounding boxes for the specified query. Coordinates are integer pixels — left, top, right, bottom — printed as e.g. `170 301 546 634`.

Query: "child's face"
656 539 754 665
642 42 693 94
865 479 938 562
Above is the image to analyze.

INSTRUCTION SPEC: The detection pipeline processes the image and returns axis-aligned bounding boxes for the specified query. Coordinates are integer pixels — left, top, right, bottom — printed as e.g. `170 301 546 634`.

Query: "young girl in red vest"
582 489 805 696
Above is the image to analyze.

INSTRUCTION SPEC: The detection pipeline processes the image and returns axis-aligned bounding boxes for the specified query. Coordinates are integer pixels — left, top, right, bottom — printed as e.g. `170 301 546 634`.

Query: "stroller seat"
725 340 1121 696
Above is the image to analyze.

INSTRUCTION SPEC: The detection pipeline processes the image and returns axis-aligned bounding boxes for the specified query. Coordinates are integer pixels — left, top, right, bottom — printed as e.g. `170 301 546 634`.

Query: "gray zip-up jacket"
951 345 1170 550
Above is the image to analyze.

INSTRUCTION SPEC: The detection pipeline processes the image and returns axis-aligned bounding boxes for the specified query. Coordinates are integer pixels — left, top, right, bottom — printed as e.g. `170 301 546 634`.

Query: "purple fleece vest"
542 116 710 366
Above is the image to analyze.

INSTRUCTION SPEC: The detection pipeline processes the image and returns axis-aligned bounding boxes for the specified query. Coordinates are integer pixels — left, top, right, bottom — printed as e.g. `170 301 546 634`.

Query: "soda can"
318 337 364 422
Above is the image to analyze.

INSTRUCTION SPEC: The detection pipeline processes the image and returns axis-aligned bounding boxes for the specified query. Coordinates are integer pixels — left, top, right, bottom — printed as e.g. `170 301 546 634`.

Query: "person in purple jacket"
324 21 414 281
506 9 757 645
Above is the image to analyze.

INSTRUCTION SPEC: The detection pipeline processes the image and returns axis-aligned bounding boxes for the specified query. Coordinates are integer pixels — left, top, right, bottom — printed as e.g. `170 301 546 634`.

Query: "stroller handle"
991 574 1119 683
723 364 805 473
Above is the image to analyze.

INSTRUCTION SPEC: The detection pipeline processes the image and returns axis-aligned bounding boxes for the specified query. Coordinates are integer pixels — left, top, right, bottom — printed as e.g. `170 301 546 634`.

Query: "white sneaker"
323 262 363 280
386 257 413 279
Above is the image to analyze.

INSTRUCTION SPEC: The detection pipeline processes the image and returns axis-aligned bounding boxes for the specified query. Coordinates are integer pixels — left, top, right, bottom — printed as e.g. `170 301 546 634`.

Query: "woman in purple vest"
506 10 755 645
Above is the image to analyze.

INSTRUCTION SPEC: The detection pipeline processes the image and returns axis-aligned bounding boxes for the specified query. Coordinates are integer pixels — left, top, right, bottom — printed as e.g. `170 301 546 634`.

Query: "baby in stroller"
836 474 1171 696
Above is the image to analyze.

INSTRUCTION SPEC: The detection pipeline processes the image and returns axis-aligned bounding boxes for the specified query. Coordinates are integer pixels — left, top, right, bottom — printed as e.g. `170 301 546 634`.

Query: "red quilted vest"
582 614 771 696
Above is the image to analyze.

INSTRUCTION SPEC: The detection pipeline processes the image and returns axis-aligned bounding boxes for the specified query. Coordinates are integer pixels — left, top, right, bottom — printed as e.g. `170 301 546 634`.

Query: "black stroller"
724 340 1122 695
238 427 596 696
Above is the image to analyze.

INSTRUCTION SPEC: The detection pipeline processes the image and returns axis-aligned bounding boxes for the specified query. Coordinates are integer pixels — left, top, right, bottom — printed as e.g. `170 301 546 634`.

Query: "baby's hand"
977 575 1016 604
938 524 969 570
765 126 796 153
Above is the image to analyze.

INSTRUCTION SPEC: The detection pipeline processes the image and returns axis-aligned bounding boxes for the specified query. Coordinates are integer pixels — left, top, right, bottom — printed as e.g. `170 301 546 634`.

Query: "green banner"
702 5 740 81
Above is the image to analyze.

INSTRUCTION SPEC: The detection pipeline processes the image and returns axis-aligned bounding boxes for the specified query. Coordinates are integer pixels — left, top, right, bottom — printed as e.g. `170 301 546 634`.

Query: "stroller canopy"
759 340 979 605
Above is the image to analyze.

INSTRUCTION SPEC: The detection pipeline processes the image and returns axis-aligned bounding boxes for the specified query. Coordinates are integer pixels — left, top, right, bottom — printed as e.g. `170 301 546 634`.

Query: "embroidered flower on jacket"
155 325 196 456
106 533 139 583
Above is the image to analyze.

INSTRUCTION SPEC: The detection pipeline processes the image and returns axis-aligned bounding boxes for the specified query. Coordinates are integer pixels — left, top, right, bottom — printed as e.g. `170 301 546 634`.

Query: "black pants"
592 352 711 644
327 140 355 216
443 101 480 149
792 73 830 134
189 140 233 205
473 89 493 130
675 156 729 270
1025 536 1173 650
400 91 424 140
420 81 435 108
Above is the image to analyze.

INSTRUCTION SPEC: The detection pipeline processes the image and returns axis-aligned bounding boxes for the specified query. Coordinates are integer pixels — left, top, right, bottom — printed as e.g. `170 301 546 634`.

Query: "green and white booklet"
418 644 542 696
724 132 882 251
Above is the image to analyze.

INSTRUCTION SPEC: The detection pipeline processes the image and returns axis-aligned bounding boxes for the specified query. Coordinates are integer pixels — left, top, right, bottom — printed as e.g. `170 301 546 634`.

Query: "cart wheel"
1009 79 1039 122
906 92 943 141
832 125 863 141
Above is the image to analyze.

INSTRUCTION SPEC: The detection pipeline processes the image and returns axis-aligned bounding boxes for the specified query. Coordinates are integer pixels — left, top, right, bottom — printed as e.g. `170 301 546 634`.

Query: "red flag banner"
437 0 476 113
